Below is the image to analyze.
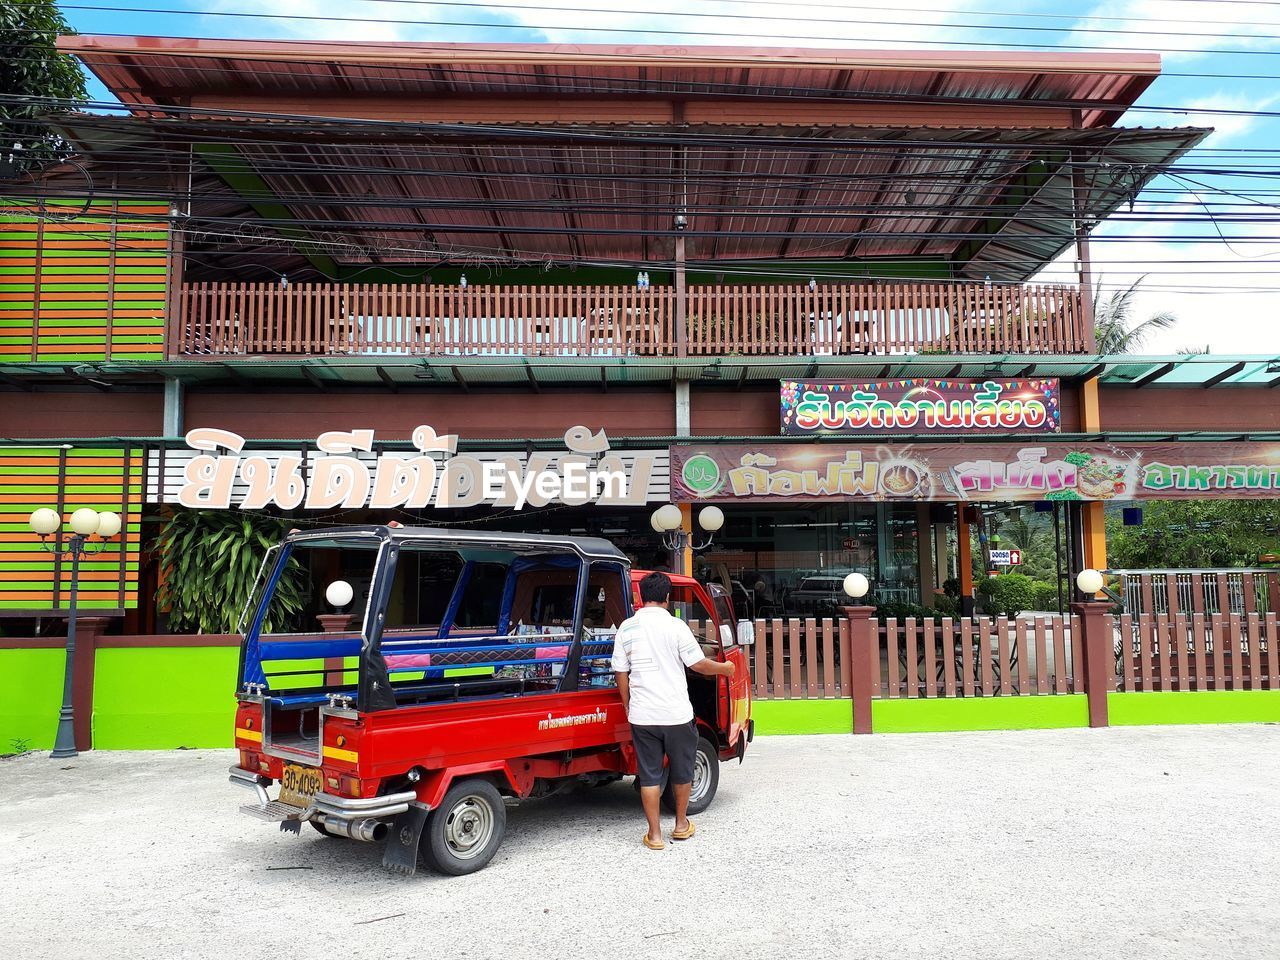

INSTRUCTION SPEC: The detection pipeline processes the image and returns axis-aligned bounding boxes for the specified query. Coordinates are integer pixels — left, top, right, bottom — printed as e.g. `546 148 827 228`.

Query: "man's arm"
615 670 631 715
689 656 735 678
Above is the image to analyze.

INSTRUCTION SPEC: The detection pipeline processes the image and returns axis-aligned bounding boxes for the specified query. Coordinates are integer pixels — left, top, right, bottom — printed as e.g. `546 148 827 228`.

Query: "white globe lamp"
69 508 101 536
1076 568 1104 596
654 503 683 532
843 572 870 599
29 508 60 536
325 580 355 609
96 511 122 539
697 505 725 532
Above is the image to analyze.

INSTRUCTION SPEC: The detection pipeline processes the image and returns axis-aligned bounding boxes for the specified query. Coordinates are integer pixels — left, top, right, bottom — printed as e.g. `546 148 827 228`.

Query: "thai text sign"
179 425 655 510
671 442 1280 503
780 378 1061 435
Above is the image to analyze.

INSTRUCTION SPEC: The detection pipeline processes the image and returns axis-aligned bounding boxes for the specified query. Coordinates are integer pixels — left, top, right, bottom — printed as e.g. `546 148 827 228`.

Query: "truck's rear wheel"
661 737 719 816
421 779 506 876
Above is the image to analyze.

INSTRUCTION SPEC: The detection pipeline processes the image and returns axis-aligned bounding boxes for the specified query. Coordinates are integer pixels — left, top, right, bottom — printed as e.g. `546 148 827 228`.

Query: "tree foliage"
155 510 307 635
1093 276 1177 354
0 1 87 168
1106 500 1280 569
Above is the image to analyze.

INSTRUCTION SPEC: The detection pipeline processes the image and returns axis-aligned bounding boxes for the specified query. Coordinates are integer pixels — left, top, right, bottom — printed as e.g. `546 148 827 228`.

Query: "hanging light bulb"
279 274 288 289
460 273 468 290
808 277 817 292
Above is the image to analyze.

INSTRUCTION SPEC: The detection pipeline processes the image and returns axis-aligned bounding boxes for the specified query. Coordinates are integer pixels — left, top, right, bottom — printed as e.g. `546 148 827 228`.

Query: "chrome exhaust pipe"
316 815 389 843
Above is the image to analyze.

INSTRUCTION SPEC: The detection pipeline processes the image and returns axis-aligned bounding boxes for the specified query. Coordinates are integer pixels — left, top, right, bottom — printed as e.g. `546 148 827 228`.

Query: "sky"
51 0 1280 356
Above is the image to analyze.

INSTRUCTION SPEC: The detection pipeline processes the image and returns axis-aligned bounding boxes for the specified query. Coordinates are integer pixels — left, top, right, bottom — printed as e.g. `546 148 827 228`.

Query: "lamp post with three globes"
28 506 123 758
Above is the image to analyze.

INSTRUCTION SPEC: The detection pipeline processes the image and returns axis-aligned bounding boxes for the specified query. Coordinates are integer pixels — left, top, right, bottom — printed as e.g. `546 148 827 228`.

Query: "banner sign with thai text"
178 425 659 510
671 442 1280 503
780 378 1061 435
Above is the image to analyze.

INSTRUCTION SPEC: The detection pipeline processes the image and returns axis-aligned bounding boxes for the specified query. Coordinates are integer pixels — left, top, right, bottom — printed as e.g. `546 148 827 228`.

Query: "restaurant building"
3 37 1280 635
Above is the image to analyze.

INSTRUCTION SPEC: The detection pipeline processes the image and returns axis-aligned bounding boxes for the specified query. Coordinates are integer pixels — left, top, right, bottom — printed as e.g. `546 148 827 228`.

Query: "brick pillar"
1071 600 1112 728
317 613 354 687
842 605 878 734
71 617 113 751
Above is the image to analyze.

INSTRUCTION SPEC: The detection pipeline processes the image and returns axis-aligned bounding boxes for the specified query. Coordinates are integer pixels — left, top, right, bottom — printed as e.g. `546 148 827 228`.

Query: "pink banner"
671 441 1280 503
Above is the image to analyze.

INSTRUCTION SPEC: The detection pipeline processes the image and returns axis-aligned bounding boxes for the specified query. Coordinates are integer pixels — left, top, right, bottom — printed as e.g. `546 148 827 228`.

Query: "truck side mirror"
735 619 755 646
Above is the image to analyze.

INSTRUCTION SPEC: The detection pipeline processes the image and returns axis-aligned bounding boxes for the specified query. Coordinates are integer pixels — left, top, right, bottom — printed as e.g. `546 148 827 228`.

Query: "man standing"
612 571 736 850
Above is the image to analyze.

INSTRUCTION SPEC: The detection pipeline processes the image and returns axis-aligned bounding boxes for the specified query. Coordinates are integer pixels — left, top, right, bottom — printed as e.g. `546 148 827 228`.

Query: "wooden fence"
1114 611 1279 693
174 280 1087 358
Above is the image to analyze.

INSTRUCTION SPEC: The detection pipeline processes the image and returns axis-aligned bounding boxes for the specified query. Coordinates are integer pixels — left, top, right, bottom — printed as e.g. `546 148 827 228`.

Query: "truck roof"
284 524 628 563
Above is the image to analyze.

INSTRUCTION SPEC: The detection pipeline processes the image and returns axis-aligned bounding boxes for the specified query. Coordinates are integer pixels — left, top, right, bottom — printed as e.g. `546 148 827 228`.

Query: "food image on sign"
669 442 1280 503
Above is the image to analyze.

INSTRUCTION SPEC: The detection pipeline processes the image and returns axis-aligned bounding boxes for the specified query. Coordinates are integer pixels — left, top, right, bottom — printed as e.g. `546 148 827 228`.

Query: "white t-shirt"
610 605 706 725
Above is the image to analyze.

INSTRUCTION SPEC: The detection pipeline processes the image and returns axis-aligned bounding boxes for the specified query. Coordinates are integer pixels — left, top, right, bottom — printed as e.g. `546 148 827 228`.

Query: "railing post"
71 616 113 751
1070 600 1111 728
842 604 877 734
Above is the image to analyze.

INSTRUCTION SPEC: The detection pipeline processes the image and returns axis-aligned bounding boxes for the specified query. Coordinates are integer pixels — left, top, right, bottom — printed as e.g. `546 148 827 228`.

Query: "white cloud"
1063 0 1280 59
203 0 988 48
1037 231 1280 355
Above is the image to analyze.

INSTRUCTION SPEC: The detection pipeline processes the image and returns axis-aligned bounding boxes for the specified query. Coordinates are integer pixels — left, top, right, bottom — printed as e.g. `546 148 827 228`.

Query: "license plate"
279 764 322 808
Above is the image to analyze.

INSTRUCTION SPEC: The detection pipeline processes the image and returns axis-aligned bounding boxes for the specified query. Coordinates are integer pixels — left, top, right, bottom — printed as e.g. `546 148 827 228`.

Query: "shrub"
1031 580 1062 613
976 573 1037 617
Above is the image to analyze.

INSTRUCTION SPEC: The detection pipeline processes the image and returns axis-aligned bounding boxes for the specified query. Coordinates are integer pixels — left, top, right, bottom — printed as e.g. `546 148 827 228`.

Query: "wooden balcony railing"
174 280 1088 359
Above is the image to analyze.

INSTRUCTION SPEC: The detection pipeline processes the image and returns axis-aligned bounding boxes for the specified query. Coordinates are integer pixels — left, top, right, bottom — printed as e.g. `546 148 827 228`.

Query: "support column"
674 235 688 358
957 506 974 616
842 604 878 734
1078 376 1108 572
163 377 184 437
678 503 694 577
1072 148 1097 354
71 616 112 751
915 504 934 606
1070 600 1112 727
674 380 690 436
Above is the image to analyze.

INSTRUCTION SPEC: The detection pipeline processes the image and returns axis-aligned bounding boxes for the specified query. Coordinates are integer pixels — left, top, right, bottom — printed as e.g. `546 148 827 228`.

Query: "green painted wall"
872 695 1090 734
93 647 239 749
752 697 852 735
1108 690 1280 727
0 648 65 752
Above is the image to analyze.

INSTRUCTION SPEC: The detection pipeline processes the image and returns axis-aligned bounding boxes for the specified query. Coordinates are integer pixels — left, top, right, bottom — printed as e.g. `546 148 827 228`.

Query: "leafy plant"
0 0 87 169
154 510 306 634
1093 276 1177 354
976 573 1037 617
1031 580 1062 613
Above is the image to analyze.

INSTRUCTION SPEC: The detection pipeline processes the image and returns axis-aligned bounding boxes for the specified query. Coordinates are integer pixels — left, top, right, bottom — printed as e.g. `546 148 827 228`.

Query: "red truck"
229 525 753 875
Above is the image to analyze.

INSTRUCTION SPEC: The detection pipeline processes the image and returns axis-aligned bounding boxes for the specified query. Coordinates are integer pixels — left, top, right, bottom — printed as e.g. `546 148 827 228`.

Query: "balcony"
174 280 1088 359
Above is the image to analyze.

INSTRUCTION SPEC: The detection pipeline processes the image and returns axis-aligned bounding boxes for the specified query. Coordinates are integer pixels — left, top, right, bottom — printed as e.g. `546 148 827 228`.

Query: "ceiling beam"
1130 361 1175 388
375 366 399 392
193 143 339 277
300 365 329 391
450 365 470 393
1202 361 1246 389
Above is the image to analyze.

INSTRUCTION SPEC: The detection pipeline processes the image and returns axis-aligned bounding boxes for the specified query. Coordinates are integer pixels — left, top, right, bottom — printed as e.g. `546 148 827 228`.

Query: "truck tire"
421 778 507 876
661 737 719 816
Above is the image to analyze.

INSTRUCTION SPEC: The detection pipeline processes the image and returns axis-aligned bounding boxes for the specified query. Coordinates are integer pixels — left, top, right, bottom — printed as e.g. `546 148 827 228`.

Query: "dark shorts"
631 721 698 788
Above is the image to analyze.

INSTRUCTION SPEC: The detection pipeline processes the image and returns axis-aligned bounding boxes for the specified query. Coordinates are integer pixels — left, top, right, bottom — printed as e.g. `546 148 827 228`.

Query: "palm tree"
1092 276 1177 354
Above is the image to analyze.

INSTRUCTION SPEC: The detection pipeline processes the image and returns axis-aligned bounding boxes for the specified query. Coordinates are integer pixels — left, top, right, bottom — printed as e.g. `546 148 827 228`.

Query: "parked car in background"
786 575 851 617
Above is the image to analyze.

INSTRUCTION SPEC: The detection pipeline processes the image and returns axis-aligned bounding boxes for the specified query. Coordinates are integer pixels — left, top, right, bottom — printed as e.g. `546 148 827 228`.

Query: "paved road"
4 725 1278 960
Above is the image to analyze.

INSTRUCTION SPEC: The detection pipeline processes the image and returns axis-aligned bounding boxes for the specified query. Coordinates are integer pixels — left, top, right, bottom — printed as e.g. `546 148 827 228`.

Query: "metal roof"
58 38 1161 129
2 353 1276 390
286 523 628 562
53 114 1206 281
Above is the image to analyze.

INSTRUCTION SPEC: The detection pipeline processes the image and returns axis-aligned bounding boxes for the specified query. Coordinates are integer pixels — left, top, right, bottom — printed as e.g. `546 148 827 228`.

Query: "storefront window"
696 502 924 617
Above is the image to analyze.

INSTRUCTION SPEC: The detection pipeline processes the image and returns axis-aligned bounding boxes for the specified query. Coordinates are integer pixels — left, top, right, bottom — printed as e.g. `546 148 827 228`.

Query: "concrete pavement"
3 725 1278 960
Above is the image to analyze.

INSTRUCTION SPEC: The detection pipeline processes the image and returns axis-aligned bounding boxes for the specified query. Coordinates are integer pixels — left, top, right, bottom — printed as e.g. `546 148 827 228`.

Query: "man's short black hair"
638 571 672 604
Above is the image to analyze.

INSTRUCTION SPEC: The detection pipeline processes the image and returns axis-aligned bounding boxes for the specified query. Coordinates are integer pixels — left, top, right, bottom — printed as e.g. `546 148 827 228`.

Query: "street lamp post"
649 504 724 573
29 506 122 758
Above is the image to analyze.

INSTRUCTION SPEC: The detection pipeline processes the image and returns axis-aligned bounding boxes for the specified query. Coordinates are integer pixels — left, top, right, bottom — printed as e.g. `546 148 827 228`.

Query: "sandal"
671 820 696 841
643 834 666 850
